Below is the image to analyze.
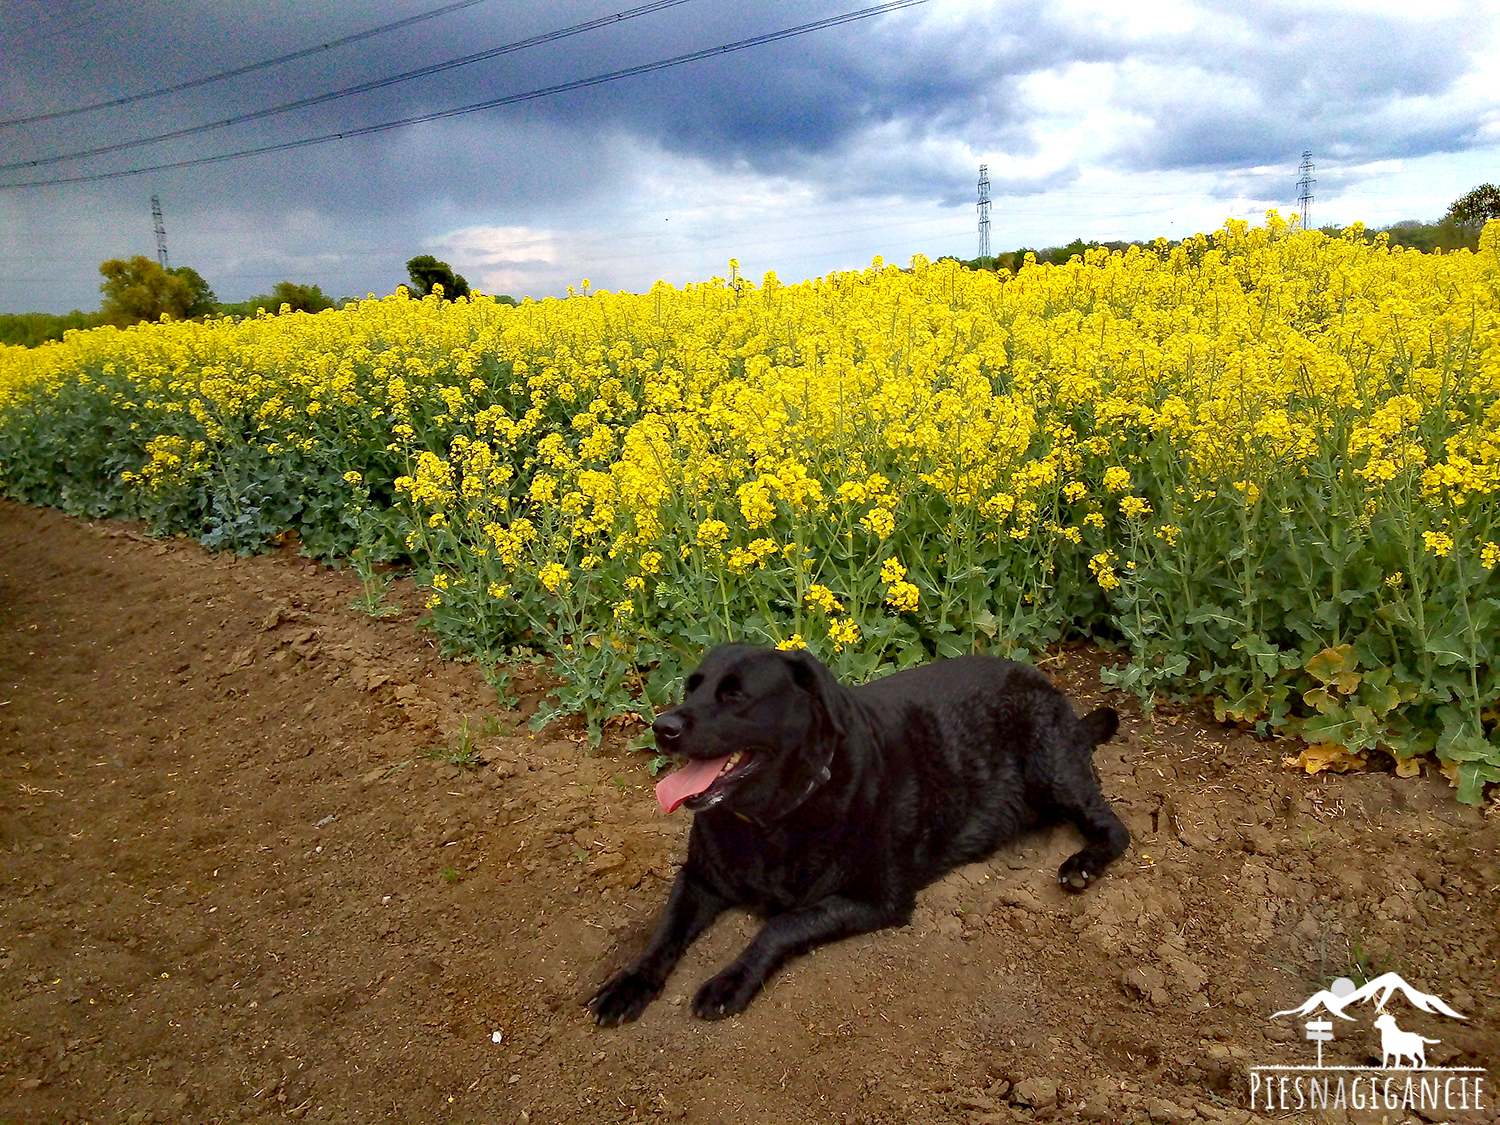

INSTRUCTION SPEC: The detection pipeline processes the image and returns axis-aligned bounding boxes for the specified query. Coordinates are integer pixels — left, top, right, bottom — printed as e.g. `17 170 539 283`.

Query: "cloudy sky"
1 0 1497 314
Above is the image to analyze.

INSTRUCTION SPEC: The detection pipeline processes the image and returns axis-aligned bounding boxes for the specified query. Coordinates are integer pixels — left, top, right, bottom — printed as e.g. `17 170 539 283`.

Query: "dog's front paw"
691 964 759 1021
1057 854 1093 893
588 968 662 1027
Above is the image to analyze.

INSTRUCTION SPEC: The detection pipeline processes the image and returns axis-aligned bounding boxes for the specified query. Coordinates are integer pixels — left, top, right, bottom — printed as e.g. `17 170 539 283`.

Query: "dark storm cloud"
3 0 1489 202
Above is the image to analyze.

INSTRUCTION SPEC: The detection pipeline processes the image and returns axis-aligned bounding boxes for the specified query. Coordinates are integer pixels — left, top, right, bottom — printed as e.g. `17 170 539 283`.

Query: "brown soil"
1 499 1497 1125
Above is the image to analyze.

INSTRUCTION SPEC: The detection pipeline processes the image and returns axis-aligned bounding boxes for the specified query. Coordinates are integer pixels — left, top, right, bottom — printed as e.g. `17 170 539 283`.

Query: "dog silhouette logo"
1372 1013 1441 1070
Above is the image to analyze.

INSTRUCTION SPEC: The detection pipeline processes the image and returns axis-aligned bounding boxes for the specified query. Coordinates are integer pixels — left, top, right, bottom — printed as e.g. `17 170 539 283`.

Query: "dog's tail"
1079 706 1119 747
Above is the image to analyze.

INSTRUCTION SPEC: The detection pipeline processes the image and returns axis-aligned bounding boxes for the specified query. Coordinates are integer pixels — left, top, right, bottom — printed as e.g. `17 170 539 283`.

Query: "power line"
0 0 503 129
1 0 695 172
0 0 928 191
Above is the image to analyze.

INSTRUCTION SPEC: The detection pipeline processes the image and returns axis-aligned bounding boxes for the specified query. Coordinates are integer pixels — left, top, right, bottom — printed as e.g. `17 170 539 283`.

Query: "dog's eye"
685 673 703 693
716 675 744 702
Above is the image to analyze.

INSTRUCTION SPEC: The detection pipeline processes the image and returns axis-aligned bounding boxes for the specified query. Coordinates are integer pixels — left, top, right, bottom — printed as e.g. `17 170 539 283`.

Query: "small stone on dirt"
1010 1076 1057 1109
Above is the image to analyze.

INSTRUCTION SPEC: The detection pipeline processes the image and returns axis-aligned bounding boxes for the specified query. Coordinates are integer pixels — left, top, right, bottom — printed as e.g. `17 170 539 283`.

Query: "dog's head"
651 644 851 820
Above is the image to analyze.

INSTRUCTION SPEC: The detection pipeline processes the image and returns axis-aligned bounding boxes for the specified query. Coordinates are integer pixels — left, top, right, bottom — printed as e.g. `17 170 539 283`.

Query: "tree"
171 266 217 318
98 256 216 326
268 281 334 314
1445 184 1500 232
405 255 470 300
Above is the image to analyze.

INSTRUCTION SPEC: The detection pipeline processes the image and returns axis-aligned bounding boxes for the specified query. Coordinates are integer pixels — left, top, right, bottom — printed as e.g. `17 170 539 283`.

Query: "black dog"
588 644 1128 1025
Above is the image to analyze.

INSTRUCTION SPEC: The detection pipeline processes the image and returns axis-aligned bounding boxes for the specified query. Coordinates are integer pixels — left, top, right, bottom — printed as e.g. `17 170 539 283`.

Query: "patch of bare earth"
1 498 1496 1125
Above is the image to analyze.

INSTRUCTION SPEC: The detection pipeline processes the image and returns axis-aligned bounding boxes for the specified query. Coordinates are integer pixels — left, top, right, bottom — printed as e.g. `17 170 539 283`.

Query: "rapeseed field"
2 213 1497 799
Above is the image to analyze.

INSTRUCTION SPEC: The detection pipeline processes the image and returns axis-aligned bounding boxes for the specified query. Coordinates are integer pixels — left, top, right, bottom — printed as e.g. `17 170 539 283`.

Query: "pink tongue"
655 754 734 813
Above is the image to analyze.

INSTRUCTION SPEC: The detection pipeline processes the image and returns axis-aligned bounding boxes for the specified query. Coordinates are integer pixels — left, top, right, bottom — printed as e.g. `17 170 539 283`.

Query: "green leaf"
934 636 966 659
972 606 999 639
1456 761 1500 805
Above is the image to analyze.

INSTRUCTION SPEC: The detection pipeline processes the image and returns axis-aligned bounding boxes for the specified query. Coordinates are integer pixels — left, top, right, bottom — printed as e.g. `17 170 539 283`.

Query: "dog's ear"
779 648 850 736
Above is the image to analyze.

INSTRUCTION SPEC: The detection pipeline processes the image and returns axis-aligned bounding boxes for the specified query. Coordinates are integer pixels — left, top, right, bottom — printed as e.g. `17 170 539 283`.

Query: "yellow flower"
528 473 558 504
885 580 919 613
1119 495 1150 519
697 519 729 549
879 557 907 584
538 562 570 593
1422 530 1453 558
487 582 511 598
828 617 860 652
861 506 895 539
737 479 777 527
776 634 806 650
1482 543 1500 569
1102 467 1131 493
343 470 363 485
1089 550 1121 591
805 585 843 615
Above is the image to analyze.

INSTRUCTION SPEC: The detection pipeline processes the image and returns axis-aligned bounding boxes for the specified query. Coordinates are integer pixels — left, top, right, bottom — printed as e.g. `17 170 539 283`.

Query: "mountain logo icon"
1272 972 1467 1024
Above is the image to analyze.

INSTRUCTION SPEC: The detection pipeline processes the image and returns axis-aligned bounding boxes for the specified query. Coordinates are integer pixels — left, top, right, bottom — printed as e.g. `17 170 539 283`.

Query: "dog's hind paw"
588 969 662 1027
1057 856 1093 893
692 964 760 1021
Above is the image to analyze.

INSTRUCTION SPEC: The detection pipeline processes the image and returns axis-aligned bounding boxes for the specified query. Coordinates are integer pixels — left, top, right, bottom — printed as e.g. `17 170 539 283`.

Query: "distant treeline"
952 215 1486 276
1 254 516 348
0 310 106 348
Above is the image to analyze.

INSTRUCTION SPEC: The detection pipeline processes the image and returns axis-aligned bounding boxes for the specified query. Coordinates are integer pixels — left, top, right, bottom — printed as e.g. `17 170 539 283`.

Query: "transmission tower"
1296 151 1315 230
151 194 169 267
977 164 991 260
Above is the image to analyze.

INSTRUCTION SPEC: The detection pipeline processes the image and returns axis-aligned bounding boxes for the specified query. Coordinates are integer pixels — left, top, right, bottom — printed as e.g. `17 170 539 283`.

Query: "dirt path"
1 499 1497 1125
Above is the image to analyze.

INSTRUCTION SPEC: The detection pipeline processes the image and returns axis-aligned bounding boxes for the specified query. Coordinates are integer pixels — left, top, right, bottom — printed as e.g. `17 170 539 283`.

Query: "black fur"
588 644 1129 1025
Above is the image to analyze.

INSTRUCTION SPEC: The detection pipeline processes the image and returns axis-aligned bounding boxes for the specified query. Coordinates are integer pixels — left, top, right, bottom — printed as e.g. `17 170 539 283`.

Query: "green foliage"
406 255 470 301
217 281 336 319
1380 219 1480 254
419 720 483 768
1446 183 1500 231
0 311 104 347
98 256 216 326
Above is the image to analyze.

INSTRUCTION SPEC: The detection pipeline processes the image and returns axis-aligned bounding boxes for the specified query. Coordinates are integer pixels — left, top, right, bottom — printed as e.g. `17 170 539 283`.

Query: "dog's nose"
652 712 687 744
